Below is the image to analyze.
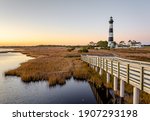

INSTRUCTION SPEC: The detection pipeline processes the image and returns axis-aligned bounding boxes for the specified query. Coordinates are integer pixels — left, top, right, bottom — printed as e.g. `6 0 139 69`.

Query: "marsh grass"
5 47 91 86
73 61 90 80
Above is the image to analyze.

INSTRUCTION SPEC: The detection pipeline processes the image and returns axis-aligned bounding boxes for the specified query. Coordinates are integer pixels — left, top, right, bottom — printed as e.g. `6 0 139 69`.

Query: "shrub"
78 47 88 53
67 47 75 52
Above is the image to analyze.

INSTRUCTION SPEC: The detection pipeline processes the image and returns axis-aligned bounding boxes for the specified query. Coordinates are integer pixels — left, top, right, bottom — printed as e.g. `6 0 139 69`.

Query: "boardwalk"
81 54 150 104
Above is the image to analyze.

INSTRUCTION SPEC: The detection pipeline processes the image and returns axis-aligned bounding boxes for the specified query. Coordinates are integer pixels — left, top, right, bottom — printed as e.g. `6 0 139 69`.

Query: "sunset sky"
0 0 150 46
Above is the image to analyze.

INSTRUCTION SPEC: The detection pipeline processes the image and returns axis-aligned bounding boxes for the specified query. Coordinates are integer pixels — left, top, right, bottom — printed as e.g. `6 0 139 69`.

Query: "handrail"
81 54 150 95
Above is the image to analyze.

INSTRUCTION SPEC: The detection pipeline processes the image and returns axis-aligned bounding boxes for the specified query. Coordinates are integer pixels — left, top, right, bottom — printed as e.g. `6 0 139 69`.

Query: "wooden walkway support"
81 55 150 104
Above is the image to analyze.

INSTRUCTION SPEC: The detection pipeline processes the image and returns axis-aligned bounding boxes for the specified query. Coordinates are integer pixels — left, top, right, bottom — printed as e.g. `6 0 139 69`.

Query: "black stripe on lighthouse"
109 28 113 33
108 37 113 41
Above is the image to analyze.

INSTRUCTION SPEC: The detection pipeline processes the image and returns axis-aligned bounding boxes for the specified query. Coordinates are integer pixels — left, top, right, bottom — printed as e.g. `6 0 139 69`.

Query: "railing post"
100 58 101 68
93 58 94 65
106 59 108 72
133 87 140 104
93 66 95 70
107 73 110 84
90 58 92 65
103 58 104 70
120 80 124 97
140 67 144 90
99 68 102 76
127 64 129 83
90 58 92 64
97 57 99 67
92 57 94 65
117 62 120 78
114 76 118 91
106 59 110 84
111 60 113 75
95 66 98 72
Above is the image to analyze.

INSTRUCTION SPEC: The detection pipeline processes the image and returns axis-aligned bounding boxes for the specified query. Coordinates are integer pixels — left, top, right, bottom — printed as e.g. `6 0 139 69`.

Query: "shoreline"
0 51 22 53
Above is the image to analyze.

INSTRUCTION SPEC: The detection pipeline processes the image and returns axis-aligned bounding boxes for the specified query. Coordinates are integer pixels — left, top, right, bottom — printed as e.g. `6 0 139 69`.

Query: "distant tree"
78 47 88 53
96 40 108 49
88 41 96 49
87 45 94 49
67 47 75 52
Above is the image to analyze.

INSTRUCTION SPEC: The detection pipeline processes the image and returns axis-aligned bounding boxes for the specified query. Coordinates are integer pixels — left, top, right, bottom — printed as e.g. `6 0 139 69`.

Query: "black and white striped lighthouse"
108 16 114 48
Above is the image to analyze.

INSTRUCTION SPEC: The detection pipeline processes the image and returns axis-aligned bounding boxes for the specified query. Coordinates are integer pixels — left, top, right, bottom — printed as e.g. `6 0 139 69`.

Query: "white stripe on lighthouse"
109 24 113 28
109 33 113 37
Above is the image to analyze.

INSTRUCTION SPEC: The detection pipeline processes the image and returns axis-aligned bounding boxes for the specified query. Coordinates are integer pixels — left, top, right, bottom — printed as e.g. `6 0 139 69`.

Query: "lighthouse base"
108 41 115 48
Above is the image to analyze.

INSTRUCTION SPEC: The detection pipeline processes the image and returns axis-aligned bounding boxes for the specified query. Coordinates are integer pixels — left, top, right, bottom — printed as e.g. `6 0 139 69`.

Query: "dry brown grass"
72 60 90 80
5 47 76 85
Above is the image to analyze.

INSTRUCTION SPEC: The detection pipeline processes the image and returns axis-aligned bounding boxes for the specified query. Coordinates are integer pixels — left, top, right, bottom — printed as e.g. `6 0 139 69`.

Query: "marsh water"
0 49 117 104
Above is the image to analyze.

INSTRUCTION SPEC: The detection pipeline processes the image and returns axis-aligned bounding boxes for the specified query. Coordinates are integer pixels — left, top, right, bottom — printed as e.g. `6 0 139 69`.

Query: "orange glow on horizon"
0 29 106 46
0 36 107 46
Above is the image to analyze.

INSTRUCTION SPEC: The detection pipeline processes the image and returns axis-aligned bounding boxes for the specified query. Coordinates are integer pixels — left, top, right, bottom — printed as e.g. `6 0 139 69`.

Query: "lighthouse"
108 16 115 48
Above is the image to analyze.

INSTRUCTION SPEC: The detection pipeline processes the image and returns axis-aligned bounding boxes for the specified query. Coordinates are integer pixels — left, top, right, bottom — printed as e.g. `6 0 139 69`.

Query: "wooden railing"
81 54 150 103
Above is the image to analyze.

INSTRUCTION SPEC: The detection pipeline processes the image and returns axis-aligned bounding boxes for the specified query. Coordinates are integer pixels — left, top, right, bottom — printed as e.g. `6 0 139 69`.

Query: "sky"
0 0 150 46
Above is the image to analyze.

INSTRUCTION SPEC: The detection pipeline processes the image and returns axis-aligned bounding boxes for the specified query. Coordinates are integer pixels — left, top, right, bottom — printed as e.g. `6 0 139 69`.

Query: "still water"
0 49 116 104
0 50 98 104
